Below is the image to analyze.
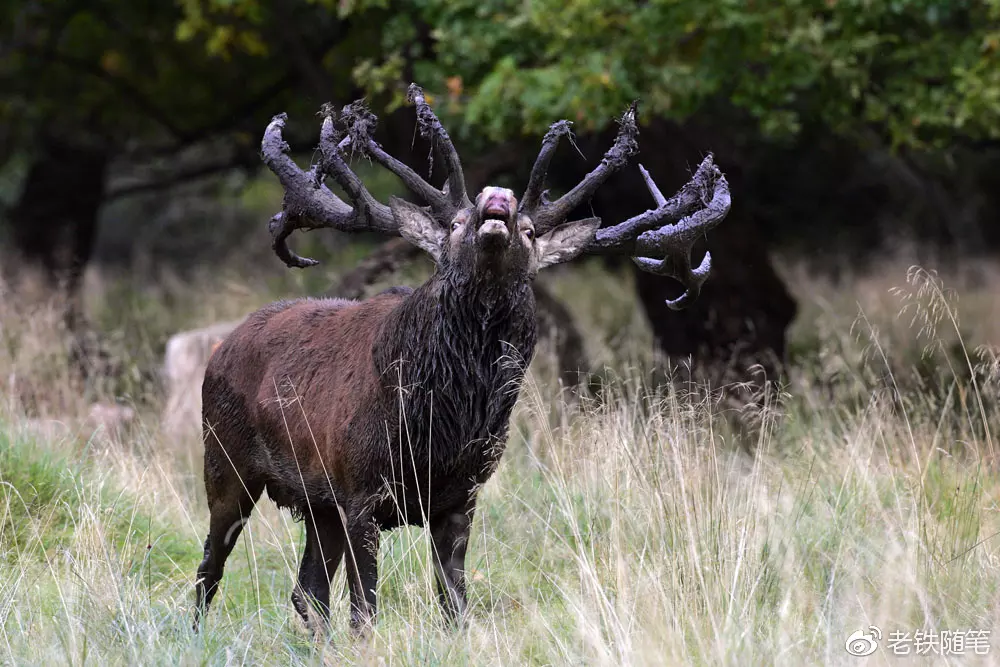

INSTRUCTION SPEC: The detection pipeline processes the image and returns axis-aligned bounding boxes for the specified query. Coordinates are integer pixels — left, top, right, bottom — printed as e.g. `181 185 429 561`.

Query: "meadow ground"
2 252 1000 666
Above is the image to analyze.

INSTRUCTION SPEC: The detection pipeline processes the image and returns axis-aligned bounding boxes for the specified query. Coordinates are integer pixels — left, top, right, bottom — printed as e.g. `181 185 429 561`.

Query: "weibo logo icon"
845 626 882 657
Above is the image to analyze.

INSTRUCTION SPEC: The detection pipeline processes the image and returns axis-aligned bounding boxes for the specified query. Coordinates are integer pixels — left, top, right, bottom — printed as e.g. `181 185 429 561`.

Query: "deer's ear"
535 217 601 269
390 196 445 261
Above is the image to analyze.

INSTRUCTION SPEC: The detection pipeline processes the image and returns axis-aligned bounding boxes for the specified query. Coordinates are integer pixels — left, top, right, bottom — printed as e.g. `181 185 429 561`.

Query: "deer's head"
388 185 599 285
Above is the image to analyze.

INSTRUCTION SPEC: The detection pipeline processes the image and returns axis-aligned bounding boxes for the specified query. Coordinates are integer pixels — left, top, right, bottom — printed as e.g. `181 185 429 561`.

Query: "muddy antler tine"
638 164 667 208
629 159 730 308
521 119 574 215
268 212 320 269
407 83 470 209
260 82 475 267
530 101 640 233
583 151 730 307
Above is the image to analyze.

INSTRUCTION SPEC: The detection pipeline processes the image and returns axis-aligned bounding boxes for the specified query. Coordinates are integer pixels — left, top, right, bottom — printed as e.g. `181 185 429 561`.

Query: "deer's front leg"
345 513 379 636
431 502 475 624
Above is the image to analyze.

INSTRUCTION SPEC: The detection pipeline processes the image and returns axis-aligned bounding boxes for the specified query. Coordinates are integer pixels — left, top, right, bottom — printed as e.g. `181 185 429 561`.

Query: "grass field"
2 255 999 665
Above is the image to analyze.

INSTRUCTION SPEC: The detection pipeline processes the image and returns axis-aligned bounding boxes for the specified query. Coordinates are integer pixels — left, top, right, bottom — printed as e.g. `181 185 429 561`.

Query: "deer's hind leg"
193 466 264 630
292 508 347 634
193 404 265 631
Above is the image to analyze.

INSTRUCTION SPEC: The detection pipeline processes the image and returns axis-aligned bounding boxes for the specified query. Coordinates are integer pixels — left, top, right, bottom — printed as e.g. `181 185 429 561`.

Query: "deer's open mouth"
482 201 511 220
478 200 513 243
475 187 517 247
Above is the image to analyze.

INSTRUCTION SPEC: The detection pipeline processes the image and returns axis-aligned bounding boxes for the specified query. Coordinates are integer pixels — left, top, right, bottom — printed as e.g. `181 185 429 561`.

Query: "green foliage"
407 0 1000 148
163 0 1000 155
0 423 192 573
4 0 996 168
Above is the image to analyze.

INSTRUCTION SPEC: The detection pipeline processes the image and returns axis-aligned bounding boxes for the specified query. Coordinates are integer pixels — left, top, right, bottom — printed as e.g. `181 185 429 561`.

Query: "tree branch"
105 152 256 199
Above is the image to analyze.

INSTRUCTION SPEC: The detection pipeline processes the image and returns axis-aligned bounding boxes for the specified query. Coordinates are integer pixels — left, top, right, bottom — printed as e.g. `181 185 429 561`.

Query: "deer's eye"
524 228 534 240
452 220 462 231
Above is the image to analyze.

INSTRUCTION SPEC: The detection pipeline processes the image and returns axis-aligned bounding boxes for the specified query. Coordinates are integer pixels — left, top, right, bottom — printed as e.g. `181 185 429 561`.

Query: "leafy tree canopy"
3 0 996 161
1 1 368 158
173 0 1000 152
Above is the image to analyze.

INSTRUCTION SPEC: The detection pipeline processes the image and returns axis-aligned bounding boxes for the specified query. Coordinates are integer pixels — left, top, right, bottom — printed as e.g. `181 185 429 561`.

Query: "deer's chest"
363 335 532 518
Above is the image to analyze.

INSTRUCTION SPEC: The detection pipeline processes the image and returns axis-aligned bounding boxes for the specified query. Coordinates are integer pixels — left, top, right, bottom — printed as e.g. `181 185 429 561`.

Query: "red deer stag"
193 84 730 634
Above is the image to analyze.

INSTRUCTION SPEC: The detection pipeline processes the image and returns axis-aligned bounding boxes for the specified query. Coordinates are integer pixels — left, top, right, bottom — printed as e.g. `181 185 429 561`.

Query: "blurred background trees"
3 0 999 397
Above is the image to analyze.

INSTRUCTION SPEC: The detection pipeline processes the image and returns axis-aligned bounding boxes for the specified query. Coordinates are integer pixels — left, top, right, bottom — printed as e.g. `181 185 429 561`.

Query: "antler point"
407 83 424 104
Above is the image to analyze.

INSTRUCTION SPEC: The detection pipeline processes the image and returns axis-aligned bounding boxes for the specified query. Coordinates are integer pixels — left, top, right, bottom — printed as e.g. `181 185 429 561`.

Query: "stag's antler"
261 85 468 268
519 106 730 310
589 156 730 309
263 86 731 308
520 103 639 234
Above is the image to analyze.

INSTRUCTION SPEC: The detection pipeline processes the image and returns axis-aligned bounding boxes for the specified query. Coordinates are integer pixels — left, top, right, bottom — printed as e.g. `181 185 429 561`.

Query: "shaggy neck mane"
374 268 538 468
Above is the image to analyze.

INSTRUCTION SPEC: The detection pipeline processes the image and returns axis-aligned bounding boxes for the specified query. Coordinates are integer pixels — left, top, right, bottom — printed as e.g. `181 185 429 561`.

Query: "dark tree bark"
2 135 112 384
531 279 590 388
633 226 796 395
332 237 422 300
5 135 110 326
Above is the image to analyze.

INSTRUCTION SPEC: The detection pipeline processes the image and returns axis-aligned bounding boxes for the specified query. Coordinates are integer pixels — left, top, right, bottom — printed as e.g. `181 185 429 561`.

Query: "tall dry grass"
1 255 999 665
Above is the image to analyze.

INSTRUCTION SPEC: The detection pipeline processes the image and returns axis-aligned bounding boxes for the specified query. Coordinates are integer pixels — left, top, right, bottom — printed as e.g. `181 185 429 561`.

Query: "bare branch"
107 153 253 200
329 238 422 299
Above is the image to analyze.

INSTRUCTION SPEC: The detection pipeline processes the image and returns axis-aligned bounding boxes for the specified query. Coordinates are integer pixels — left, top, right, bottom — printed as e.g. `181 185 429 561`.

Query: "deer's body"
203 277 535 533
192 84 730 636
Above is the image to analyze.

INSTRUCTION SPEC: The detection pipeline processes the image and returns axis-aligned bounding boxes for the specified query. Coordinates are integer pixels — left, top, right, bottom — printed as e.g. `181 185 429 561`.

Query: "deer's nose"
478 188 516 220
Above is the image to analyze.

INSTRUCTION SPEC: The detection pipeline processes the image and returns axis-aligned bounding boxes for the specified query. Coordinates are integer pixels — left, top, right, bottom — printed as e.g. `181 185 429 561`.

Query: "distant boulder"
87 401 136 440
161 319 243 439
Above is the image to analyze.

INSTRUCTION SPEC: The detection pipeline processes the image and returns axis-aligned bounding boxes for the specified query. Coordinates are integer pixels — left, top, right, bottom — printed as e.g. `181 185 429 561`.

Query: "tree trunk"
3 135 111 382
5 135 110 327
632 225 796 396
